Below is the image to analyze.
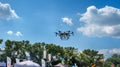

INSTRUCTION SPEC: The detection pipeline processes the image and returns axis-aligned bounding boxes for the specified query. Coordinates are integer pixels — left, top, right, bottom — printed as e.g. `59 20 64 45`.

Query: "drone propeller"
71 32 74 36
55 32 58 36
58 30 61 33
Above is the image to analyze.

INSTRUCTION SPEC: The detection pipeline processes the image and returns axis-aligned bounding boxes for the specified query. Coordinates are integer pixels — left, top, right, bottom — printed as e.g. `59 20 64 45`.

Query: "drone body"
55 30 74 40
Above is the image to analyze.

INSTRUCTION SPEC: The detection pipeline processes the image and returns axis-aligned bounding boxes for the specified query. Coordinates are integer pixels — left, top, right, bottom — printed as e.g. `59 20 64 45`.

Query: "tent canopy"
54 63 64 67
14 60 40 67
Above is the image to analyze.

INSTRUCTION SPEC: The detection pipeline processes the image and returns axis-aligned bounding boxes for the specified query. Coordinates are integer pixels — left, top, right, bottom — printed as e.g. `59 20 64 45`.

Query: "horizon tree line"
0 39 120 67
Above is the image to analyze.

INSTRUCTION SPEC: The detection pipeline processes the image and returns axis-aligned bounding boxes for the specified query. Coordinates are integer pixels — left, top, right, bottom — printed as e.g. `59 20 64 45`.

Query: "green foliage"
30 42 43 64
105 54 120 67
80 49 104 67
0 39 3 44
103 61 112 67
0 39 108 67
46 44 64 56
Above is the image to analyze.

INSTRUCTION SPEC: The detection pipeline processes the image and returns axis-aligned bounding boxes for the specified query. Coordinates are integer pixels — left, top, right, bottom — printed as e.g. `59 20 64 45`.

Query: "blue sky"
0 0 120 56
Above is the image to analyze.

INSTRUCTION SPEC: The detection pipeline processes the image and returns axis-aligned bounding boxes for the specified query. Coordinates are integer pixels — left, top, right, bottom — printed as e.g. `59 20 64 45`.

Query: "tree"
105 54 120 67
0 39 4 62
46 44 64 56
45 44 64 66
4 40 16 64
78 53 91 67
0 39 106 67
103 61 112 67
81 49 104 67
63 47 78 65
0 39 3 44
5 40 13 57
4 40 29 64
30 42 43 65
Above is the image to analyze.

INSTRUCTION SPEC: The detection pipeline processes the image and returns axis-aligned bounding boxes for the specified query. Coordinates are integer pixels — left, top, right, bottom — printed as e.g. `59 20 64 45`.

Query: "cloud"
78 6 120 38
62 17 73 26
7 30 13 35
98 48 120 59
0 2 19 20
7 31 22 37
15 31 22 37
109 48 120 54
0 47 5 50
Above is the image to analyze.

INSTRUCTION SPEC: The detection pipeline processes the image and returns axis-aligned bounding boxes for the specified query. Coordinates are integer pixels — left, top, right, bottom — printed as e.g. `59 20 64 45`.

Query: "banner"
16 58 20 63
7 57 11 67
41 59 46 67
43 49 46 59
48 54 51 61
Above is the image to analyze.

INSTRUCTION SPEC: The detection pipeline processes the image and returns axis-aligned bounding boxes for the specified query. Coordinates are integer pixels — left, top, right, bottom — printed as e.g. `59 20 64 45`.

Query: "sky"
0 0 120 57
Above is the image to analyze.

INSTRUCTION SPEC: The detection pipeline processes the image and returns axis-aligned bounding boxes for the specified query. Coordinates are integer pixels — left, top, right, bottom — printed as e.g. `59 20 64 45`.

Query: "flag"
61 57 65 65
7 57 11 67
48 54 51 61
41 59 46 67
43 49 47 59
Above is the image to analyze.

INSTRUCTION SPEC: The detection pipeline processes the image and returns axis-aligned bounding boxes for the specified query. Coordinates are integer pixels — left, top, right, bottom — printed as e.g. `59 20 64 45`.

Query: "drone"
55 30 74 40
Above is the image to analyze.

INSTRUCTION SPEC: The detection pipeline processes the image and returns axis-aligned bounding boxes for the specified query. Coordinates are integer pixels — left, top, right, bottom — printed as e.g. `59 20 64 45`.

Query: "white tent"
0 62 6 67
14 60 40 67
54 63 64 67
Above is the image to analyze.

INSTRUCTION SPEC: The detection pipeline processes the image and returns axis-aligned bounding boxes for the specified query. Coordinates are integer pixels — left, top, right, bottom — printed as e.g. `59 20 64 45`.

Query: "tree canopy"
0 39 119 67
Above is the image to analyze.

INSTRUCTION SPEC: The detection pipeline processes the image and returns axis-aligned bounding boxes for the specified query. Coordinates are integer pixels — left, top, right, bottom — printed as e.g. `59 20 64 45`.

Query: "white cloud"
99 49 109 55
15 31 22 37
109 48 120 54
62 17 73 26
7 30 13 35
0 2 19 20
78 6 120 38
7 31 22 37
0 47 5 51
98 48 120 59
